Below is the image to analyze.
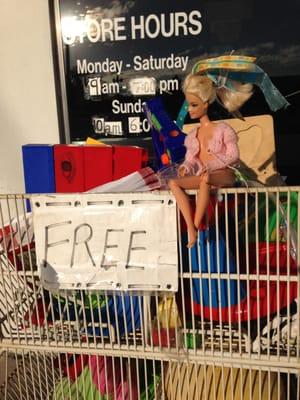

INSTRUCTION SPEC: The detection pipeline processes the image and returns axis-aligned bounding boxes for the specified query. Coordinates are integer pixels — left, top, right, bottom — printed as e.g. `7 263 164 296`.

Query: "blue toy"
191 225 246 309
143 97 186 170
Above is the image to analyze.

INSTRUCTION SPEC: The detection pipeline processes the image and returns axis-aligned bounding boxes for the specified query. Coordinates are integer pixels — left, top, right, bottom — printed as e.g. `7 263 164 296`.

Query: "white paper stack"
86 167 161 193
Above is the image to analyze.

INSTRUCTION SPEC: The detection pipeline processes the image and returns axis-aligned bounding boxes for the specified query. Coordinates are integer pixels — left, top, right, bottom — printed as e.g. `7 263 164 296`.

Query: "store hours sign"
62 11 202 44
52 0 208 143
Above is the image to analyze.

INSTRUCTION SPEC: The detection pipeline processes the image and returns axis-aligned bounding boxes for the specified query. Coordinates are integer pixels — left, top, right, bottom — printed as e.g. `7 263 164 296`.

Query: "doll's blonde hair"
183 73 253 112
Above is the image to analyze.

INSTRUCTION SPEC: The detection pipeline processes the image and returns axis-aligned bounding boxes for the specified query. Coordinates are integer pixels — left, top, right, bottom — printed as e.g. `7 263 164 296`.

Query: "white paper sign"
32 192 178 292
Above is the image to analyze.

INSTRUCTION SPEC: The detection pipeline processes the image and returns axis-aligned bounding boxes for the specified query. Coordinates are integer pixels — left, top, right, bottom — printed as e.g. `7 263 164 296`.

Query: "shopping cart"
0 189 300 399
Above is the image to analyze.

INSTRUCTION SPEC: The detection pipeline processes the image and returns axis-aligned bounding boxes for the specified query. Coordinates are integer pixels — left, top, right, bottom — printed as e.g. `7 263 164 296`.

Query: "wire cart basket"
1 188 300 399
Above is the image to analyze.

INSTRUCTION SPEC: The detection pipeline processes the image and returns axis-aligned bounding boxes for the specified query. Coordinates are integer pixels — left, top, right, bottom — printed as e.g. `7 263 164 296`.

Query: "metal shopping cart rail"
1 188 300 399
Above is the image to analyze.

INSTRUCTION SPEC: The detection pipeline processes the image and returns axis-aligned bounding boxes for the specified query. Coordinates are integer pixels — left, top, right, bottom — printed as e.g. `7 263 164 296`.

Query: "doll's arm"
180 132 204 176
180 159 198 175
206 126 239 171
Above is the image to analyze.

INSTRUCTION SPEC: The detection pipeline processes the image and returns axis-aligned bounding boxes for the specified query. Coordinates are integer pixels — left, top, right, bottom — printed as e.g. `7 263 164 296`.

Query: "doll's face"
185 93 208 119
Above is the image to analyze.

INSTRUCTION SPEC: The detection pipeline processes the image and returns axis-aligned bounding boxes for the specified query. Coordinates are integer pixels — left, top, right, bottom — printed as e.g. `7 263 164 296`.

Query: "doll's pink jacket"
181 122 239 175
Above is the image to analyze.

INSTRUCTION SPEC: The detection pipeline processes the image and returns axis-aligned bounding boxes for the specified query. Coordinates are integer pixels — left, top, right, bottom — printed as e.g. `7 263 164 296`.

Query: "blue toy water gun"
143 97 186 170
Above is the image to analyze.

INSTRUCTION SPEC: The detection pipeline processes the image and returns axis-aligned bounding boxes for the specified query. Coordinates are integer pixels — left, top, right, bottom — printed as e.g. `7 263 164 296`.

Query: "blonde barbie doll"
169 56 288 248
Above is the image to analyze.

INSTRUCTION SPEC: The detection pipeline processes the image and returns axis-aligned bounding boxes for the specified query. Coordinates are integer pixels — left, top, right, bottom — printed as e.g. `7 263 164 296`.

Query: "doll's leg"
208 168 236 187
194 173 211 229
168 176 201 248
194 168 235 228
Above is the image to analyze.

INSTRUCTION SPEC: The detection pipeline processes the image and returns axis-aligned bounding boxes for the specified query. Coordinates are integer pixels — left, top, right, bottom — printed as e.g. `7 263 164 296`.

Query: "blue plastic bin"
191 227 246 309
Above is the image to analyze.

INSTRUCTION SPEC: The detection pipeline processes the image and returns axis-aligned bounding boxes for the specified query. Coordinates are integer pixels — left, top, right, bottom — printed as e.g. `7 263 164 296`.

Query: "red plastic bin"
113 146 148 180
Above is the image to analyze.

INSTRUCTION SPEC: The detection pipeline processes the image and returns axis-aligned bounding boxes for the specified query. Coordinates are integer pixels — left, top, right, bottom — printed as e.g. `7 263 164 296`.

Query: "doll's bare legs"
169 169 235 248
194 168 236 229
193 172 210 229
168 176 201 248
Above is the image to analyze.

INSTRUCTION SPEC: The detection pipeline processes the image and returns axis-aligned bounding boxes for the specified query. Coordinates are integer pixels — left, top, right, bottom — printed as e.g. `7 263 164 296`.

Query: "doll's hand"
200 166 209 175
178 165 187 178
